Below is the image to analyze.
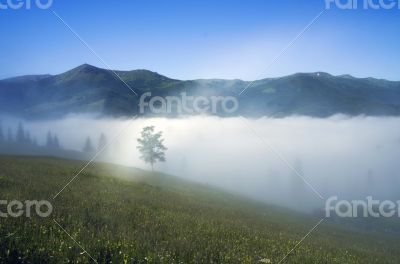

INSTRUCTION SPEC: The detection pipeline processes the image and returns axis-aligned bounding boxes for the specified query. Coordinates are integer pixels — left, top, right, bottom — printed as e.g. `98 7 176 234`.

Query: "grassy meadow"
0 156 399 263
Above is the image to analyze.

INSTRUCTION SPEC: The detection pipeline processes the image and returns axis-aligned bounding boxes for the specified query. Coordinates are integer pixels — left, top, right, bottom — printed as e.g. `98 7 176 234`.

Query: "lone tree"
83 136 95 154
46 131 61 149
98 133 108 151
16 123 26 144
137 126 167 171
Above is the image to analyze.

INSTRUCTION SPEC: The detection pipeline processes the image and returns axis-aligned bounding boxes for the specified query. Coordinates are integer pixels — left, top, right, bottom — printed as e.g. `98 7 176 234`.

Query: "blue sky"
0 0 399 80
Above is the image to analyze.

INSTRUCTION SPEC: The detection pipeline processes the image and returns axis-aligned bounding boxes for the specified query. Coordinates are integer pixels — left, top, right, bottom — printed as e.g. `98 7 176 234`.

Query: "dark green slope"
241 73 400 117
0 64 178 118
1 156 399 263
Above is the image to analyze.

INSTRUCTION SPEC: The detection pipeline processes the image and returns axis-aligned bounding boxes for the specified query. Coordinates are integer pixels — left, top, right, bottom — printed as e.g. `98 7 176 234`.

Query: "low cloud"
1 114 400 212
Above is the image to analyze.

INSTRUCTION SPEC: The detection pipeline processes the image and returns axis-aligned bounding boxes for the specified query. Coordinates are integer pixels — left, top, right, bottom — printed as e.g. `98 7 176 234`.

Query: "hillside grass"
0 156 399 263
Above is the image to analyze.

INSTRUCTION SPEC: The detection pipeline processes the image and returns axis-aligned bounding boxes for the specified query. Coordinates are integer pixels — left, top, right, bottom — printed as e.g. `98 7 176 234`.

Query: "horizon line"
1 63 399 83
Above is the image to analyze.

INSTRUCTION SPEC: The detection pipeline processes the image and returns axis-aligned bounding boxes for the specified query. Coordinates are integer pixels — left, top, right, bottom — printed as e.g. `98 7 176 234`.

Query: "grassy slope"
0 156 399 263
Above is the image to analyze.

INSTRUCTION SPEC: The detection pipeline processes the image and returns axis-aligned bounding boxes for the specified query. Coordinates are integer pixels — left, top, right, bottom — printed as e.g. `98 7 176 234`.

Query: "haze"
2 114 400 212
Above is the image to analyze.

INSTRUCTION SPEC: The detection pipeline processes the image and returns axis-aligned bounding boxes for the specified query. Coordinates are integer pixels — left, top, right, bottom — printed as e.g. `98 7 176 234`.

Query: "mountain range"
1 64 400 119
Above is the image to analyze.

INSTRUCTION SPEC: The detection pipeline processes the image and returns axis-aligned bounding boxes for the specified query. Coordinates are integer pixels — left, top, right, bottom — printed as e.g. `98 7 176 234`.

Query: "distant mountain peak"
57 63 110 82
70 63 104 73
292 72 333 78
338 74 355 79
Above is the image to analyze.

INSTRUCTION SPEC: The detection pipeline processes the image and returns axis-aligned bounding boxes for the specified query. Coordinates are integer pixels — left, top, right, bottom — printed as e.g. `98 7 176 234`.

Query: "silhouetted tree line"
0 122 40 147
0 120 110 161
0 121 62 153
82 133 108 156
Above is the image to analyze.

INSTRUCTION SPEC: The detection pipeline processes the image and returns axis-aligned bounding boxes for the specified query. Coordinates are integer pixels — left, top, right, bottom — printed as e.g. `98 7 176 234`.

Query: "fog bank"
2 114 400 212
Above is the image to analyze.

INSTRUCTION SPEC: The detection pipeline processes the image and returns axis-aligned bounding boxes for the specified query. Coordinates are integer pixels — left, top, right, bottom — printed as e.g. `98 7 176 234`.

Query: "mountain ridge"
1 64 400 119
2 64 400 83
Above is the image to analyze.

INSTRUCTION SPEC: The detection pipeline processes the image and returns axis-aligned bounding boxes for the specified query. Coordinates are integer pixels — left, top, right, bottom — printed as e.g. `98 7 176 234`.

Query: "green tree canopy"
137 126 167 171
